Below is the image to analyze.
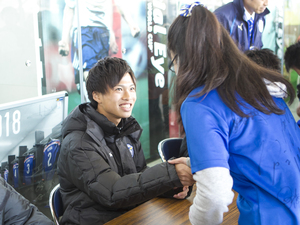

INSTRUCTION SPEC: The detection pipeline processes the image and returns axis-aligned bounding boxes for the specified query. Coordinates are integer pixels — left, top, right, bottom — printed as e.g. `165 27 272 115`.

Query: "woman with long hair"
168 2 300 225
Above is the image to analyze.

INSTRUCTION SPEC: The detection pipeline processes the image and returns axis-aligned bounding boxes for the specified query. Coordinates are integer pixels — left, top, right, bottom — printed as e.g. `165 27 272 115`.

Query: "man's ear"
92 91 102 104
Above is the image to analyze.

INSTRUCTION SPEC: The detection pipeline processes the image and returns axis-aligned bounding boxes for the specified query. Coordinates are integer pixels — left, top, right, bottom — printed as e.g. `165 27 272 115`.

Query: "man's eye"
115 88 122 91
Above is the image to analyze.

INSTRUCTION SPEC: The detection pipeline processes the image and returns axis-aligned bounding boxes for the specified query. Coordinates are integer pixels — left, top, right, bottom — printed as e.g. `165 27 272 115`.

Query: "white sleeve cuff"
189 167 234 225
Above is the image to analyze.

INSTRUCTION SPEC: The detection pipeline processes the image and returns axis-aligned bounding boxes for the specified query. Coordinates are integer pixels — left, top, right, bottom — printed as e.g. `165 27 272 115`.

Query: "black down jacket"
57 104 182 225
0 177 54 225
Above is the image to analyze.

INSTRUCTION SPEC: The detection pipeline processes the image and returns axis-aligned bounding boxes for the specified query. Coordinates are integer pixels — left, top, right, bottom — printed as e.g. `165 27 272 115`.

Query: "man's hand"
173 186 189 199
169 158 195 187
168 157 189 166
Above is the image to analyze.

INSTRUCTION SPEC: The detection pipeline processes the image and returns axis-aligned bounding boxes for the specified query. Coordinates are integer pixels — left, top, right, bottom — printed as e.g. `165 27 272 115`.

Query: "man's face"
93 73 136 125
244 0 268 15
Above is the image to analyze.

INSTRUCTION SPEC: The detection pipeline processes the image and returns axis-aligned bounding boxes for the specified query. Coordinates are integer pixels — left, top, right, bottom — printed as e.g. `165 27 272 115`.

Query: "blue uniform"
43 139 60 180
71 27 109 75
66 0 111 84
13 163 19 188
181 87 300 225
214 0 269 52
3 169 8 183
24 154 35 185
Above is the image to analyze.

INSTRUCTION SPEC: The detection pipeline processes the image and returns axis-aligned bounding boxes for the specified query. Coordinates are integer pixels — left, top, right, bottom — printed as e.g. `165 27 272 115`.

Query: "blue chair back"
49 184 63 225
158 138 183 161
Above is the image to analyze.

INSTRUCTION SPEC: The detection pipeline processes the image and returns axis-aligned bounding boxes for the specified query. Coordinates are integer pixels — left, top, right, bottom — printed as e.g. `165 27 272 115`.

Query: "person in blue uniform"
167 2 300 225
214 0 269 52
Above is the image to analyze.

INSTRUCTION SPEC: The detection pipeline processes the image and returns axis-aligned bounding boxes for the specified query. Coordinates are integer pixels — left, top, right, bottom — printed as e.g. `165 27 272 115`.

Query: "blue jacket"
214 0 269 52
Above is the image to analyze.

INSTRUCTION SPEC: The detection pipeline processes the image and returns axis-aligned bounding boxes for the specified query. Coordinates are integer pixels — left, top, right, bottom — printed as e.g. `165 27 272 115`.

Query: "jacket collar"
62 103 142 146
84 104 121 135
83 103 142 145
234 0 245 19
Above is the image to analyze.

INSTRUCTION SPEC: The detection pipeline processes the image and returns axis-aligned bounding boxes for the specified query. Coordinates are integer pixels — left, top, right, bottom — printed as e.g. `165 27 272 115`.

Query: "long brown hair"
167 5 295 126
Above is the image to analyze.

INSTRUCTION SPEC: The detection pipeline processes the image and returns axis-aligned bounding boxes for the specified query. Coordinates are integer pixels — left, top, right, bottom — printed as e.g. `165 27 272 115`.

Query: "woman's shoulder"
182 88 232 118
185 87 220 103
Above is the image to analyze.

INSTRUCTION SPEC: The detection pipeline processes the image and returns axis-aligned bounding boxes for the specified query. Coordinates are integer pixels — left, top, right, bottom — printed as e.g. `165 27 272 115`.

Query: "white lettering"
153 8 163 25
149 0 167 89
5 112 9 137
153 25 166 35
151 56 164 74
155 73 165 88
148 34 153 52
12 110 21 134
147 2 153 32
154 42 166 57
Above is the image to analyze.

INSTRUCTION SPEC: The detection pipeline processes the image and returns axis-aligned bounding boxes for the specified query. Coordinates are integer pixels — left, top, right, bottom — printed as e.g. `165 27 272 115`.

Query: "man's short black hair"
284 41 300 72
245 48 281 73
86 57 136 108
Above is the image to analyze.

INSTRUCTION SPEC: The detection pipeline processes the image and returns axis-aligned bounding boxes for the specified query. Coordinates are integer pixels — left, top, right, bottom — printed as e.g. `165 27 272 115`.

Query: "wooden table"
105 187 239 225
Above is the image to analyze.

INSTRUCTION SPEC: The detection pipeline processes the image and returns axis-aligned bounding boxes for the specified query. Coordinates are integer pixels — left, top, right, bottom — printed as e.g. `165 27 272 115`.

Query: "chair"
49 184 63 225
158 137 183 162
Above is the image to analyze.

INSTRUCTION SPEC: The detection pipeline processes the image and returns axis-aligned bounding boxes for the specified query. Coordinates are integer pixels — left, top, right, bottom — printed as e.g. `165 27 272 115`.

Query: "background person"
214 0 269 52
284 41 300 117
0 176 54 225
245 48 287 98
284 41 300 76
245 48 281 72
57 57 194 225
167 2 300 225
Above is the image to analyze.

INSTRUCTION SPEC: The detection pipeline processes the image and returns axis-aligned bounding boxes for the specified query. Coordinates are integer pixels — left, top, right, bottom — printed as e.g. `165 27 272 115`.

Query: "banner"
147 0 169 157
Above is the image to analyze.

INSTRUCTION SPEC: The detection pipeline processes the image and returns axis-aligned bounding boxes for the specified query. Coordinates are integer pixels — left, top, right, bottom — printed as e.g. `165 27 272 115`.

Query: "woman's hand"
173 186 189 199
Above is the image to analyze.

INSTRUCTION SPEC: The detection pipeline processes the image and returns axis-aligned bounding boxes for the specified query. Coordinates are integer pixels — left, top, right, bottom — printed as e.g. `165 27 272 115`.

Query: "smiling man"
57 57 194 225
214 0 269 52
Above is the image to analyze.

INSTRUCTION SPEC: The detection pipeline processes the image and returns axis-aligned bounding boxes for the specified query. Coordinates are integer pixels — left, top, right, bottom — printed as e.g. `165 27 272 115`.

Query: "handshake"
168 157 195 199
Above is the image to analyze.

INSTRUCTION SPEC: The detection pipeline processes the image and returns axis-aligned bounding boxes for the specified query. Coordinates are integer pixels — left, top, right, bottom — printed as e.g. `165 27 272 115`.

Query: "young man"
284 41 300 76
214 0 269 52
245 48 281 72
284 41 300 117
57 57 194 225
245 48 287 98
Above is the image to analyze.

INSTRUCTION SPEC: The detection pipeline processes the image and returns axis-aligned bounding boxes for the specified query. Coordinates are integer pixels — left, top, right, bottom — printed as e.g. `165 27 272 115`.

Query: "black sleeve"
134 141 147 173
58 134 182 210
